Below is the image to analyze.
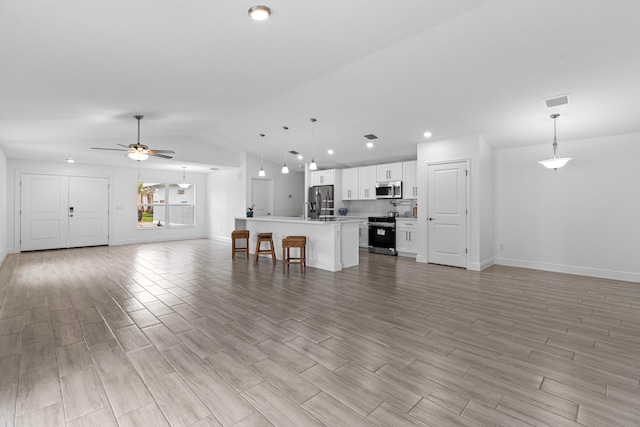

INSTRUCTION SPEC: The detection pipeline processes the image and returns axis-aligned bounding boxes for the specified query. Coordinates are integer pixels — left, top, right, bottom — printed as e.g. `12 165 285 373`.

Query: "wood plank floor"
1 239 639 426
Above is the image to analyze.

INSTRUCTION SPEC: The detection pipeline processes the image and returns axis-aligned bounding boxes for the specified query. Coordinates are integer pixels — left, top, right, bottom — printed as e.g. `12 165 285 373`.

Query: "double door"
21 174 109 251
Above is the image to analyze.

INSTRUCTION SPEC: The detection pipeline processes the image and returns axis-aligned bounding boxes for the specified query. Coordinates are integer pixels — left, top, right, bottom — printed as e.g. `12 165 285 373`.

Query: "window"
137 182 195 228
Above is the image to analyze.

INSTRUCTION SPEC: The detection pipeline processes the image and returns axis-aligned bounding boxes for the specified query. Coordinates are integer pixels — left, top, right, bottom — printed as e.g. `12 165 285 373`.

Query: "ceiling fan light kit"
539 113 572 170
128 151 149 161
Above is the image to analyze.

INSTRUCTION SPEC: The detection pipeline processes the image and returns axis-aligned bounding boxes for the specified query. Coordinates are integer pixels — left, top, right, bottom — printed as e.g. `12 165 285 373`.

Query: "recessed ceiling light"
66 158 76 163
327 149 334 155
366 142 374 148
297 155 303 160
248 5 271 21
423 131 433 138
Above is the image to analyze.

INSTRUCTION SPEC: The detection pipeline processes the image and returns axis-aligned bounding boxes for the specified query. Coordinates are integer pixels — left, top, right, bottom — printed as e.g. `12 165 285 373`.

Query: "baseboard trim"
0 250 6 268
209 235 231 243
493 257 640 283
111 234 209 246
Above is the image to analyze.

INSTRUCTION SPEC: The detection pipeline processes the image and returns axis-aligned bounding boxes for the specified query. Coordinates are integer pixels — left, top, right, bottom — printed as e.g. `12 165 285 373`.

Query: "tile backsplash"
340 199 417 218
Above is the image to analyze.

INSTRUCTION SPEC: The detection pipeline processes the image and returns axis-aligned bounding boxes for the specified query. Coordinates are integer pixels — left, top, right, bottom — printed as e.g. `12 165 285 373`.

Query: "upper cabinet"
310 169 335 186
376 162 403 182
341 168 359 200
358 165 376 200
402 161 417 199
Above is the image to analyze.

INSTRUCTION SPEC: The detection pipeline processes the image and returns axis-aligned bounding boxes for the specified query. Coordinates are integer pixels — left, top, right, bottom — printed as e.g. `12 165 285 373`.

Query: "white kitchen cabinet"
396 219 418 256
403 161 417 199
376 162 403 181
358 165 376 200
311 169 335 186
359 221 369 248
341 168 359 200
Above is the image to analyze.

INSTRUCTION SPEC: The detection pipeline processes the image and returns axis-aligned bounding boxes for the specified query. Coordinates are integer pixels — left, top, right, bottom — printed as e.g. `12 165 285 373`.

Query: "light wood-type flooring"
1 239 639 426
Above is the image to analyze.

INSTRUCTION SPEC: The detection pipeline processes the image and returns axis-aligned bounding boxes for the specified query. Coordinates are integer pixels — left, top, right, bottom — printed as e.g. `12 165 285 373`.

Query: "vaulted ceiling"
1 0 639 172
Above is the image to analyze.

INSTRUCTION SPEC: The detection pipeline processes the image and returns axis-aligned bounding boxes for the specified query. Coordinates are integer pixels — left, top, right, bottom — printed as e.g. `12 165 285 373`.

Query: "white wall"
244 153 304 217
207 163 246 241
6 159 209 252
416 134 493 271
479 135 494 269
494 132 640 282
207 153 305 242
0 147 7 265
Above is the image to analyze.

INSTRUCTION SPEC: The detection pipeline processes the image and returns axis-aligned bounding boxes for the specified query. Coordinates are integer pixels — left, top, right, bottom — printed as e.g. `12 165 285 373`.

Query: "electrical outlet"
499 243 504 250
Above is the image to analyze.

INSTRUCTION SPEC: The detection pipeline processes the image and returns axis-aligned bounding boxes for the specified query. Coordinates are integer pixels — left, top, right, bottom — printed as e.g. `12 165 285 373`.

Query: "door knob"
428 217 435 221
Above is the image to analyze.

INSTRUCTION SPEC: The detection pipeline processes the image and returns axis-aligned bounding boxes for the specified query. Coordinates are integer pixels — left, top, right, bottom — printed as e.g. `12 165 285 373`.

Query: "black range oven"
368 217 397 256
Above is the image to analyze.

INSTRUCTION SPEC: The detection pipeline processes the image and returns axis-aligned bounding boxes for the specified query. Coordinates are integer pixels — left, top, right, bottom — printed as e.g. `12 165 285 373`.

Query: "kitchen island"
234 216 360 272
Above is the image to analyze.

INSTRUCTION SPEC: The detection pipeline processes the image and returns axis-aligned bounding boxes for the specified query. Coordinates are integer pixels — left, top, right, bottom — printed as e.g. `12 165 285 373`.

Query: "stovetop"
368 216 396 223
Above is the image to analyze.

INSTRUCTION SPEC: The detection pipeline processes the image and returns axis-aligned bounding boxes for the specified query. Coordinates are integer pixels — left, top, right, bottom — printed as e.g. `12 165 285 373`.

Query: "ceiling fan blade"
148 149 175 154
116 143 130 148
150 153 173 159
91 147 128 151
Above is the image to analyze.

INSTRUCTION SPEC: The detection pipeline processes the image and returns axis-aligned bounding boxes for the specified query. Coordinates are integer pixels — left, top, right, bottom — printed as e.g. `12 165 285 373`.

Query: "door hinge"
465 248 468 254
465 170 468 176
466 209 468 215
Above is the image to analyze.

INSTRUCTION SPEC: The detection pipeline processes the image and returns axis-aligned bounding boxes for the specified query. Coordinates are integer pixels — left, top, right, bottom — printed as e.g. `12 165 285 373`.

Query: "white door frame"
426 159 470 269
15 170 111 252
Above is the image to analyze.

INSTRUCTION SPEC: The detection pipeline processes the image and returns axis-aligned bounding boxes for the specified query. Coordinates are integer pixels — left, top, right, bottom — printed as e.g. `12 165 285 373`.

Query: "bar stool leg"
270 239 276 264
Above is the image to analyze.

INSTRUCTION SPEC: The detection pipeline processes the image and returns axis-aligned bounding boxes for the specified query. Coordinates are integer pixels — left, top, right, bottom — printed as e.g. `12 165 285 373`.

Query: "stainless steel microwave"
375 181 402 199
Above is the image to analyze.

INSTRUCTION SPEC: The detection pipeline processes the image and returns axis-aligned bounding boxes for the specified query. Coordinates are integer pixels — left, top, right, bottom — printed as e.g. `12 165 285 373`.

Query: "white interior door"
21 174 109 251
427 161 468 267
69 177 109 247
251 178 273 216
20 174 69 251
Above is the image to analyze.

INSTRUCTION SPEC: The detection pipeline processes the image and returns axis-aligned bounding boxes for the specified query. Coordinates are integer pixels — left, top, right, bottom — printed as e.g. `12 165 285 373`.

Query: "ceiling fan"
92 115 175 161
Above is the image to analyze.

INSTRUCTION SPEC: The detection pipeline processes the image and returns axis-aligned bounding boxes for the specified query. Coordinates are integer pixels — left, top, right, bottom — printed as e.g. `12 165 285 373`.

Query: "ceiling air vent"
544 94 570 108
288 150 299 155
364 134 378 140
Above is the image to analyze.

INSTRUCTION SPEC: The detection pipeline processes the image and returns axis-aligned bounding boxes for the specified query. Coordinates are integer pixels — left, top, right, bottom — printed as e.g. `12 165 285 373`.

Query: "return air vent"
364 134 378 140
544 94 570 108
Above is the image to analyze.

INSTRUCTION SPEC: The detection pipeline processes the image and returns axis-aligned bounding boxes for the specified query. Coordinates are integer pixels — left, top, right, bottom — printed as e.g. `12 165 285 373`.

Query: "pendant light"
309 118 318 171
258 133 266 177
281 126 289 174
178 167 191 189
539 113 572 170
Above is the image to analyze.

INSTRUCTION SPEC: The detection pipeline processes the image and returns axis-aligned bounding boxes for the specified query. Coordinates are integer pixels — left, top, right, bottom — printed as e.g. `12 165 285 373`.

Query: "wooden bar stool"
231 230 249 259
254 232 276 265
282 236 307 273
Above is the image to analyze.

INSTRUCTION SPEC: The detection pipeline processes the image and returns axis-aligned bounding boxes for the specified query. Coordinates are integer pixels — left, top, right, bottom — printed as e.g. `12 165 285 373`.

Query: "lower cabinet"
396 220 418 256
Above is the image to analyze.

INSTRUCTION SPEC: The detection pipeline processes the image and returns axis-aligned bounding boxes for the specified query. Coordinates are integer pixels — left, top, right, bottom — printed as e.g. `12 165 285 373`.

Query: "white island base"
234 217 360 272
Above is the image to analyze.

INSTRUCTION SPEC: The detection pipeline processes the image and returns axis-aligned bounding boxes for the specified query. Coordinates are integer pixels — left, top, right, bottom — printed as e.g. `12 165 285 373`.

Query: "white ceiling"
1 0 639 173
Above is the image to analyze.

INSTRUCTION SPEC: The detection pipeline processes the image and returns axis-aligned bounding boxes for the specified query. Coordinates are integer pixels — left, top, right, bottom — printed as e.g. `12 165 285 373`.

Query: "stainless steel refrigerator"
308 185 334 220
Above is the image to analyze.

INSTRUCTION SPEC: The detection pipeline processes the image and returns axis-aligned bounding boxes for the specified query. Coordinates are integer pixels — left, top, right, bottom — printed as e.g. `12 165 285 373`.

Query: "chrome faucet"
302 202 311 220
